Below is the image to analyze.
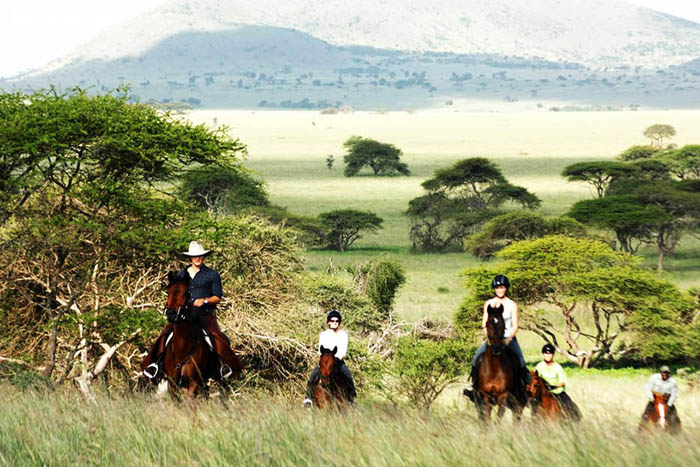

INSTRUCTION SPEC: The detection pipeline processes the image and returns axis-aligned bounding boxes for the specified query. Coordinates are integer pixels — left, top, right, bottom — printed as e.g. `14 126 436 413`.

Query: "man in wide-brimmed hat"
140 241 240 381
640 365 681 431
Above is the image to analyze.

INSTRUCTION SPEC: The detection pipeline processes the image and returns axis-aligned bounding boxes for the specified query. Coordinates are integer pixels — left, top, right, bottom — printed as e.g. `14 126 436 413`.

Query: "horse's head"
165 270 192 322
486 304 506 351
652 392 669 429
526 371 541 399
319 346 338 384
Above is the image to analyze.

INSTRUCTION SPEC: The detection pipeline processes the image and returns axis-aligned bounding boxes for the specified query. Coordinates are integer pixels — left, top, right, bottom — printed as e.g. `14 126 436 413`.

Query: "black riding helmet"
491 274 510 290
326 309 342 324
542 343 555 354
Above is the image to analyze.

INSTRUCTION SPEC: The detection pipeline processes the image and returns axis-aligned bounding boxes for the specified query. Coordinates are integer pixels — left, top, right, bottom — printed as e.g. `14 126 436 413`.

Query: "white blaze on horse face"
494 318 499 324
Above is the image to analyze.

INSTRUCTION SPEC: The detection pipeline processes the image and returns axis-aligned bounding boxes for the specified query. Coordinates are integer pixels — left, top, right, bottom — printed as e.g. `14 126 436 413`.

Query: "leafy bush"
0 361 52 390
302 273 384 333
464 211 586 259
354 259 407 321
388 336 474 410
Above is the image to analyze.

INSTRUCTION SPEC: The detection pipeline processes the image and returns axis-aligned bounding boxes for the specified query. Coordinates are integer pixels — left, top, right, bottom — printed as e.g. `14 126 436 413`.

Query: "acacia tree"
464 210 586 259
457 236 696 367
643 124 676 148
561 161 635 198
407 158 540 251
567 195 669 253
661 145 700 180
343 136 410 176
617 145 662 161
0 88 245 398
319 209 383 251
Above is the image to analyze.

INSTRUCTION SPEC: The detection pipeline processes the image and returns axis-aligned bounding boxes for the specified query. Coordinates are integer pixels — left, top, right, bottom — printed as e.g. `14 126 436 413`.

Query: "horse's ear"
332 346 337 355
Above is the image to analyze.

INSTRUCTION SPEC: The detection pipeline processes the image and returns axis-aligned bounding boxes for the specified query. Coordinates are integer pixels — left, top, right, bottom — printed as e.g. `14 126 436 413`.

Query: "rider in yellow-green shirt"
534 344 581 420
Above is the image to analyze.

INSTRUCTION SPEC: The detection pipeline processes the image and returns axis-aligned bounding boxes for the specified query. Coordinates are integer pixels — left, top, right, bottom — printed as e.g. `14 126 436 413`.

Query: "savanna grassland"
3 109 698 467
188 109 700 357
2 369 699 466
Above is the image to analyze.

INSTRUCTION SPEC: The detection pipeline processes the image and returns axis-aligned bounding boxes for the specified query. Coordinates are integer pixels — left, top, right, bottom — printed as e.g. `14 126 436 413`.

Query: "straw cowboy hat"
182 241 211 257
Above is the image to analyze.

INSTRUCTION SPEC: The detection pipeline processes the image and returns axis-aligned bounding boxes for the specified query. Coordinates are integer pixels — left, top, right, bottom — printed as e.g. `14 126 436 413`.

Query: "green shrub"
354 259 406 322
318 209 383 251
0 361 52 390
389 336 474 410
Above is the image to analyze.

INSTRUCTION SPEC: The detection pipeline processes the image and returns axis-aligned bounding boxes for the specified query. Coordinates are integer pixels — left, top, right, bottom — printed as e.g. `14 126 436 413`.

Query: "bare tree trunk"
657 248 664 274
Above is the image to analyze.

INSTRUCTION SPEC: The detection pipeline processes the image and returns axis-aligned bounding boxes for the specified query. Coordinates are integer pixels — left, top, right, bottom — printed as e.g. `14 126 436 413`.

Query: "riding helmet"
326 309 342 324
491 274 510 290
542 343 555 354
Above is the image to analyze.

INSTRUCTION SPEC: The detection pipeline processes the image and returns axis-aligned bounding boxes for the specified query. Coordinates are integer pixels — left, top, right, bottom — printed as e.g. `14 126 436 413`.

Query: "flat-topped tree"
643 124 676 148
562 161 635 198
407 157 540 252
343 136 410 176
319 209 383 251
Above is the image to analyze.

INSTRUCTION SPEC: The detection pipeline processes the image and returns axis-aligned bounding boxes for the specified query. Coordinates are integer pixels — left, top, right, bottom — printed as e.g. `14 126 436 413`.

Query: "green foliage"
342 136 410 176
177 165 269 213
464 210 586 259
390 336 474 409
661 144 700 180
301 273 383 333
245 205 327 248
617 145 662 161
344 340 388 393
407 158 540 251
643 124 676 147
458 235 697 367
561 161 635 197
356 259 407 321
319 209 383 251
0 362 52 390
567 195 669 253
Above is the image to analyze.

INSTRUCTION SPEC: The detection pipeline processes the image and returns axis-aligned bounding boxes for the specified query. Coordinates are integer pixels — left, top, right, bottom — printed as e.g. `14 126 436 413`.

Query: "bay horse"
312 346 350 409
160 271 240 398
472 304 526 422
527 371 562 420
639 392 681 433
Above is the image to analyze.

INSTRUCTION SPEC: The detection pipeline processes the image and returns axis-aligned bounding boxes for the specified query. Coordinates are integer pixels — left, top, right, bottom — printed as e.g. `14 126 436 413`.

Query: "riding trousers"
472 337 526 368
305 360 357 401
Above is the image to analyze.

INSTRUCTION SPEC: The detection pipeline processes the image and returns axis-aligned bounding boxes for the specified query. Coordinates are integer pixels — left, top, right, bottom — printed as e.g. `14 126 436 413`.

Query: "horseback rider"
640 365 681 429
465 274 530 396
141 241 239 381
534 343 581 420
302 309 357 407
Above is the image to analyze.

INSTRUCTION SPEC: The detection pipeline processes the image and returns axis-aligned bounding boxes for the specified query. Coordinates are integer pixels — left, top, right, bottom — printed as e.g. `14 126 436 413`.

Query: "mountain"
4 0 700 110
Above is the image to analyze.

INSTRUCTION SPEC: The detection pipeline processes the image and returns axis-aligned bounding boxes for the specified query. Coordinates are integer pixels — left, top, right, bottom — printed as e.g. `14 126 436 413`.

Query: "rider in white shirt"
302 309 357 407
640 365 681 429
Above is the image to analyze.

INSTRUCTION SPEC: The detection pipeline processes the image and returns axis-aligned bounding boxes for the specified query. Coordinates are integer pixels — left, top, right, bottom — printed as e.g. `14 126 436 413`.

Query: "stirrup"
302 398 313 408
143 363 159 379
220 364 233 379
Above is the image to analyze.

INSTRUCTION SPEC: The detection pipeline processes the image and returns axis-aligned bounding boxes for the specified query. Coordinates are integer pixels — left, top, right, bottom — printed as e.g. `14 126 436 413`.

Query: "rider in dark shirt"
141 241 239 381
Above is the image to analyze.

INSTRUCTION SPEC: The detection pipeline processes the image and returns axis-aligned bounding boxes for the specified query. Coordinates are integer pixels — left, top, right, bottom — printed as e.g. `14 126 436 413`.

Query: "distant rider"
640 365 681 430
534 343 581 420
140 241 239 381
302 309 357 407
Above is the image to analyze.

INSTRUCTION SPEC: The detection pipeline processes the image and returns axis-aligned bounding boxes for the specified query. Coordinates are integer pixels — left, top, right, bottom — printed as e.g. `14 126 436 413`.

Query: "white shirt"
646 373 679 406
486 297 517 338
318 329 348 360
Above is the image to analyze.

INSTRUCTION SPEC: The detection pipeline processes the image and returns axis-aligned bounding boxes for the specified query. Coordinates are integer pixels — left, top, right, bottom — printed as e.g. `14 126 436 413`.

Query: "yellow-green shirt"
535 361 566 395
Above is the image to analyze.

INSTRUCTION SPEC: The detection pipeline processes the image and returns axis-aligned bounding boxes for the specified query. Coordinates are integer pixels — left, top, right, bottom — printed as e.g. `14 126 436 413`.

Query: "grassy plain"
2 371 699 466
186 109 700 356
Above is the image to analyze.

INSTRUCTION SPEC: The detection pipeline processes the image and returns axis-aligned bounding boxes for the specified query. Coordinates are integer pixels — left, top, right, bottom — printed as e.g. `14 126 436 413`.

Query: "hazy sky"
1 0 699 79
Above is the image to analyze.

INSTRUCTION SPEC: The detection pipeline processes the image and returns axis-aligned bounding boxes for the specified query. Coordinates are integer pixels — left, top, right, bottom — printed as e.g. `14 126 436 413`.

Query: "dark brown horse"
312 346 350 409
639 392 681 433
527 371 562 420
161 271 241 398
472 304 526 421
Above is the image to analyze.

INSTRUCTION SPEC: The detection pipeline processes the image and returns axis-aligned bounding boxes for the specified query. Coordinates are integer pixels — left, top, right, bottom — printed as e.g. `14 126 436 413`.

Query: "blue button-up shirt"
186 265 223 312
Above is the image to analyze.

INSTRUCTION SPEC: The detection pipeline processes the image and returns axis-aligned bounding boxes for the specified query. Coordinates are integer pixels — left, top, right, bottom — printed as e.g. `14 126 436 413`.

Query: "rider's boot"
463 366 477 401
